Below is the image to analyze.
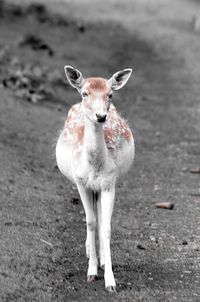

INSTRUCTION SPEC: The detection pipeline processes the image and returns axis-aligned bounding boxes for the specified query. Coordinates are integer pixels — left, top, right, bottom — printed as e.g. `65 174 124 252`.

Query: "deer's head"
64 66 132 123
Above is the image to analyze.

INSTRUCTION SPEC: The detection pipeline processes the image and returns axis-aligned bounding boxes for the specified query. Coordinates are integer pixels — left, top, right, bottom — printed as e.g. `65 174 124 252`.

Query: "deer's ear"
108 68 132 90
64 66 84 89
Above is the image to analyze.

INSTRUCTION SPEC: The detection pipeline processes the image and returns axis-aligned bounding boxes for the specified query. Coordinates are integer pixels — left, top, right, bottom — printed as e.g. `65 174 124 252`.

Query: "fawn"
56 66 134 292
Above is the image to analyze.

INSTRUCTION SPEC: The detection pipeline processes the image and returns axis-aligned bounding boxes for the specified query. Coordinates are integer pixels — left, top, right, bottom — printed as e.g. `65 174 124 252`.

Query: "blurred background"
0 0 200 301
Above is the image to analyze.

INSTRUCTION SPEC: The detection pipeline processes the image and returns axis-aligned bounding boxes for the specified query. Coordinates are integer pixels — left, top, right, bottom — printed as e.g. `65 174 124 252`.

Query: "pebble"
137 244 146 250
70 197 80 205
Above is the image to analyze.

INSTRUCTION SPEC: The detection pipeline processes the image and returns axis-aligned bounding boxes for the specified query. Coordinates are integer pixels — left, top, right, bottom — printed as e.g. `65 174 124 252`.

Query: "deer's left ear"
108 68 132 90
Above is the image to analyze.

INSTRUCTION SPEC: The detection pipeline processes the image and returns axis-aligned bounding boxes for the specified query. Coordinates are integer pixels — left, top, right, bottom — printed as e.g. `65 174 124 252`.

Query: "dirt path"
0 0 200 301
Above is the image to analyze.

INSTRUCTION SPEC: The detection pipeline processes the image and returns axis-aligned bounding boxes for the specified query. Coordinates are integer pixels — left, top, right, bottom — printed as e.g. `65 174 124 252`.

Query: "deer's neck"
83 115 107 169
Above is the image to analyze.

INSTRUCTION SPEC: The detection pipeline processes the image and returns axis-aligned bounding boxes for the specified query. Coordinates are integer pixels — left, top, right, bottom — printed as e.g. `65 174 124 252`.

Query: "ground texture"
0 0 200 301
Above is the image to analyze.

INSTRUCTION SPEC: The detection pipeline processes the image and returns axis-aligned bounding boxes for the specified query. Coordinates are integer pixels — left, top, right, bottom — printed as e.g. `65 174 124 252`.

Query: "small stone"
182 240 188 246
53 164 59 171
154 185 160 191
150 236 156 242
57 105 62 112
70 197 80 205
137 244 146 250
77 21 85 32
8 178 14 184
30 93 43 103
177 246 182 252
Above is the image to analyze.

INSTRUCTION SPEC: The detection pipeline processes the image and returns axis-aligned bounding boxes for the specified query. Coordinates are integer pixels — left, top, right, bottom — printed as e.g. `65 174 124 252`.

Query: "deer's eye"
108 93 113 100
82 92 88 98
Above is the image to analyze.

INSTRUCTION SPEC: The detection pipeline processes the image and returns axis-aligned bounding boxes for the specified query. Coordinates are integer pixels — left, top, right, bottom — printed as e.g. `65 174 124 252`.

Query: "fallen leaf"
190 168 200 174
155 202 174 210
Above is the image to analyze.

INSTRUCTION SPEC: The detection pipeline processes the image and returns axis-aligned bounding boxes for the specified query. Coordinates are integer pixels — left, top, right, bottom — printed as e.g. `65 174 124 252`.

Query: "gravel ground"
0 0 200 301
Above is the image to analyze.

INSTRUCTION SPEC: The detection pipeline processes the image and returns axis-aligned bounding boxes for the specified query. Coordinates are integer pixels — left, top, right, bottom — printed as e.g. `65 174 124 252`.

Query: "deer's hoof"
106 285 117 293
87 275 97 282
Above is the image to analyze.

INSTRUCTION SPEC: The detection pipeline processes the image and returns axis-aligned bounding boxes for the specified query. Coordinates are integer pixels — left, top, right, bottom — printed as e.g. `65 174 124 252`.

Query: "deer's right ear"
64 66 84 89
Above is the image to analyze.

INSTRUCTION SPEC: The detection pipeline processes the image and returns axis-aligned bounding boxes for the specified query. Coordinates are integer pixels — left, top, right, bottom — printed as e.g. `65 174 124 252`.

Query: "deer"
56 66 135 293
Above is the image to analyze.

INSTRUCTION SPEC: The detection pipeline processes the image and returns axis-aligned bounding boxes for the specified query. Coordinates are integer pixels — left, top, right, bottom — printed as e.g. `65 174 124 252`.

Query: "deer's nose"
96 113 107 123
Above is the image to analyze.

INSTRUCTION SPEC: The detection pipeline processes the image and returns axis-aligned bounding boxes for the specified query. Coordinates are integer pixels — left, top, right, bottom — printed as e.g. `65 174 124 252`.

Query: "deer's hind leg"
76 183 98 281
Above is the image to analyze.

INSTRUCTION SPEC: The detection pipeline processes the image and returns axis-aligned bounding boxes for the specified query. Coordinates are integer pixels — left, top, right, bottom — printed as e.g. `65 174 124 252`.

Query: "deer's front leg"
97 198 105 268
101 187 116 292
76 183 98 281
